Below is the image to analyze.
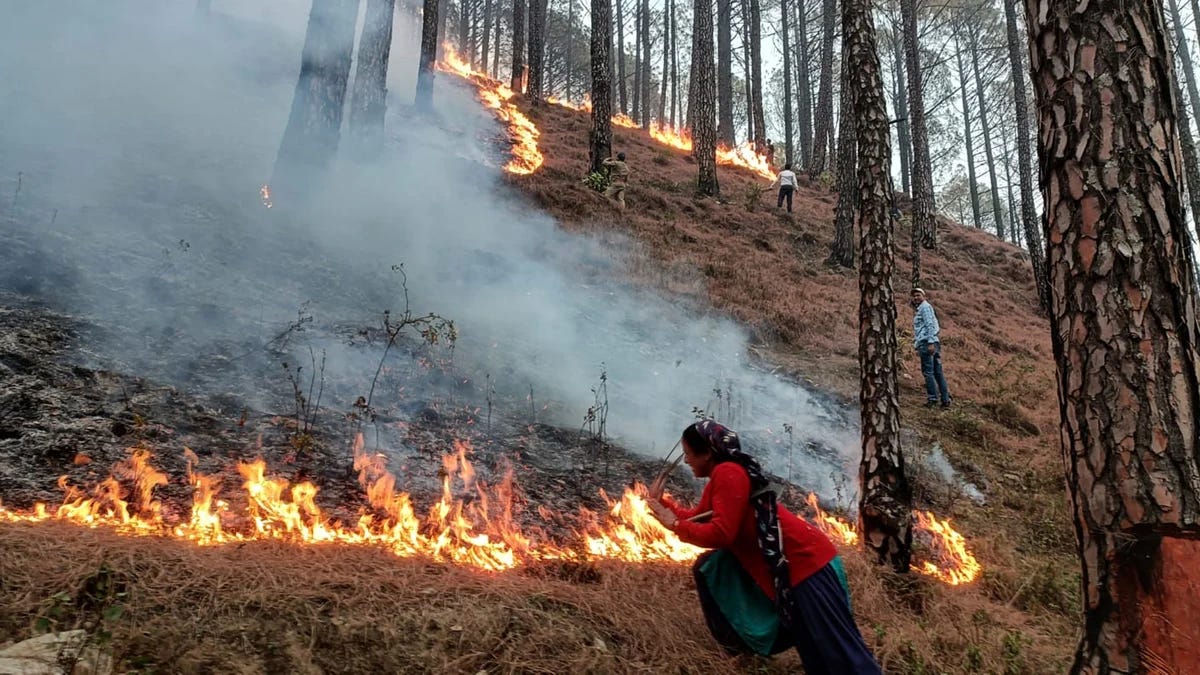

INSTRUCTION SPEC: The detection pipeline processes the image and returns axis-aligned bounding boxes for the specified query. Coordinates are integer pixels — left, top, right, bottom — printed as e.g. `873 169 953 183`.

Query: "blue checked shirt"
913 301 941 349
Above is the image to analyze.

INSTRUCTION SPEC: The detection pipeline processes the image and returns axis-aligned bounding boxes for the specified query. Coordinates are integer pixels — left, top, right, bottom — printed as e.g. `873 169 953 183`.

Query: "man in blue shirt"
911 288 951 408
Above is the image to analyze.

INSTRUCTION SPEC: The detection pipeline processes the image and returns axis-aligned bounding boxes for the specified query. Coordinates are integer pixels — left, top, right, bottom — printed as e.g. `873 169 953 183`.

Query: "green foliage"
585 171 611 192
34 563 128 670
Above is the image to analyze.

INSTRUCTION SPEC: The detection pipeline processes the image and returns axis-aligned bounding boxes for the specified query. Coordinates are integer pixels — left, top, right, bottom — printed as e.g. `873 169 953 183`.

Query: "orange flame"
437 47 543 175
0 442 980 584
648 123 775 180
259 184 273 209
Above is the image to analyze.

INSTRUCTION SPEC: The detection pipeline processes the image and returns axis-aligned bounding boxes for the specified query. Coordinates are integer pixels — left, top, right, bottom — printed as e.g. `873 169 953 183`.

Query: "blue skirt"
694 551 882 674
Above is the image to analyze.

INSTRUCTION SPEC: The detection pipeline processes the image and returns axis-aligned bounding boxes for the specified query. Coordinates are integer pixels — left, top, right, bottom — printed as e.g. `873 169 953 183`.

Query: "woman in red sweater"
648 420 881 673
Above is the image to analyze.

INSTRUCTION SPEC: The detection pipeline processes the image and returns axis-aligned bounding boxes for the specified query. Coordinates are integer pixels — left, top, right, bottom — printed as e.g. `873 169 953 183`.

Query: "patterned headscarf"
687 420 797 627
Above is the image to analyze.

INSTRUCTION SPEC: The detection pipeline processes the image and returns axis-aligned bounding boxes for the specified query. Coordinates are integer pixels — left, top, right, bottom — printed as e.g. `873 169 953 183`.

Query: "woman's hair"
783 163 792 171
682 420 769 490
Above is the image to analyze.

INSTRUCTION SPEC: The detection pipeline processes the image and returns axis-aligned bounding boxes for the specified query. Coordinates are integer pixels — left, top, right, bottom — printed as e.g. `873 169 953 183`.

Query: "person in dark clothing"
646 421 882 674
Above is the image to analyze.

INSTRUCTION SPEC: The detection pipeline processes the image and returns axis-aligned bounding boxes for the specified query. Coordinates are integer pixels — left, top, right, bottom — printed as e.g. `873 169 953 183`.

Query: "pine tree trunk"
829 40 856 268
590 0 614 172
458 0 471 57
481 0 494 74
782 0 794 163
659 0 670 121
891 30 911 196
417 0 440 109
671 0 679 127
967 23 1005 239
750 0 766 150
717 0 736 143
1006 0 1049 309
527 0 547 101
438 0 449 58
808 0 834 174
350 0 395 150
845 0 911 573
953 31 982 229
492 10 502 77
1166 0 1200 237
633 0 642 119
742 0 755 141
272 0 360 200
564 0 574 99
796 0 813 167
901 0 935 264
511 0 527 92
693 0 720 195
617 0 628 112
641 0 652 127
1001 131 1020 244
1025 0 1200 668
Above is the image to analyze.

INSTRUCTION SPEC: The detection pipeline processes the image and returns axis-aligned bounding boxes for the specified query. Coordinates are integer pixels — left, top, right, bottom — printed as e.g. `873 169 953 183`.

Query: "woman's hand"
647 499 678 530
648 473 667 501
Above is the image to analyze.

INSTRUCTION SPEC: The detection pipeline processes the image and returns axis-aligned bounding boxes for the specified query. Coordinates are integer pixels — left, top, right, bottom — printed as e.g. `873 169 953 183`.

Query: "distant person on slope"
645 421 882 674
774 164 797 213
602 152 631 210
911 287 951 408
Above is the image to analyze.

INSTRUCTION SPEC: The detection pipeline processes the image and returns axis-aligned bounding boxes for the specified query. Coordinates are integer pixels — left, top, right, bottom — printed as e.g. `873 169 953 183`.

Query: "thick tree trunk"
272 0 360 200
796 0 813 167
808 0 834 175
437 0 449 58
641 0 652 127
968 24 1005 239
1025 0 1200 668
659 0 670 121
492 9 502 77
1166 0 1200 237
349 0 396 148
953 32 981 229
511 0 527 92
1006 0 1049 309
458 0 471 57
527 0 547 101
617 0 628 112
692 0 719 195
671 0 679 127
590 0 613 173
845 0 911 573
829 41 856 268
782 0 794 163
749 0 766 151
417 0 440 109
633 0 642 119
891 29 911 196
742 0 755 141
717 0 736 143
480 0 494 74
901 0 935 265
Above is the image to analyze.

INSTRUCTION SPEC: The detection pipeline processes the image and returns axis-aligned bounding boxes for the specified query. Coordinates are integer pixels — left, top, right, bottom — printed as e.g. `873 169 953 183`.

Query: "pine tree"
692 0 719 194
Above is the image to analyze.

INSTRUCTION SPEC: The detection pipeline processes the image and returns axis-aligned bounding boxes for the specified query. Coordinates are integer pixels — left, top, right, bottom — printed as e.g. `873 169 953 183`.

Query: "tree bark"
350 0 396 148
671 0 679 127
511 0 527 92
796 0 813 167
901 0 935 264
1166 0 1200 238
564 0 574 99
891 27 911 196
633 0 642 119
953 31 982 230
590 0 614 173
659 0 670 121
830 40 856 268
808 0 834 175
417 0 440 109
749 0 766 150
1025 0 1200 667
846 0 911 573
527 0 547 101
742 0 755 141
782 0 794 163
617 0 628 112
1006 0 1049 309
492 8 502 77
480 0 494 75
458 0 471 58
272 0 360 200
967 22 1005 239
718 0 736 143
641 0 653 127
692 0 720 195
438 0 449 58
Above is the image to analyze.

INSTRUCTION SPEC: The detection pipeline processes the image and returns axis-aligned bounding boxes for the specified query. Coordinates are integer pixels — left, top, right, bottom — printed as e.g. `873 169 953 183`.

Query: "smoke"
0 0 859 495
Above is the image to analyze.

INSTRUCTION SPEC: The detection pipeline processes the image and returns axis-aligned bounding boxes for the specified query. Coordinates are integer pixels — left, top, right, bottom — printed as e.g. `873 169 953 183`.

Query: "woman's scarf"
691 420 797 627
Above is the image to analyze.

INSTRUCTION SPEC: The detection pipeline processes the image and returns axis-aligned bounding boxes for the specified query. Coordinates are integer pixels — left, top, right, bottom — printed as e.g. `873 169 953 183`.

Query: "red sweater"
665 462 836 600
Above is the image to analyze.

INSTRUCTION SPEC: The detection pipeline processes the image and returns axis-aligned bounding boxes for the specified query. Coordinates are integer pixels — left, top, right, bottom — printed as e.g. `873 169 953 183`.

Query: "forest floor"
0 92 1079 673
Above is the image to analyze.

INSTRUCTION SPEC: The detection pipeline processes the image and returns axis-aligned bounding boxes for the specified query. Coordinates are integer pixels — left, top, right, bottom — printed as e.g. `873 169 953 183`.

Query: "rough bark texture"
891 30 911 196
808 0 835 175
511 0 527 92
1024 0 1200 668
692 0 719 195
830 41 856 268
749 0 766 151
901 0 935 263
349 0 396 146
782 0 794 163
968 23 1005 240
617 0 627 113
1166 0 1200 238
953 31 982 230
640 0 652 127
846 0 911 573
797 0 813 167
1005 0 1049 309
717 0 735 143
272 0 360 200
527 0 547 101
418 0 441 110
590 0 613 173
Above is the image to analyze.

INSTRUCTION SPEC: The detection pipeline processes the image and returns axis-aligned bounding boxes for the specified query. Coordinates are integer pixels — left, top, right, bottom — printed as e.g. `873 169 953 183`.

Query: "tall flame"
0 442 980 584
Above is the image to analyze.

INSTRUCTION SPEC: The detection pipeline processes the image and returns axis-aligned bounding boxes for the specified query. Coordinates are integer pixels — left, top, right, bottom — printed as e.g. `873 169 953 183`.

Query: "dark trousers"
777 185 794 212
918 342 951 404
693 555 882 674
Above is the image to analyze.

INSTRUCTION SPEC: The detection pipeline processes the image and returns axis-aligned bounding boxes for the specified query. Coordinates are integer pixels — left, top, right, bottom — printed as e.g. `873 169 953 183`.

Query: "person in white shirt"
776 164 797 213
